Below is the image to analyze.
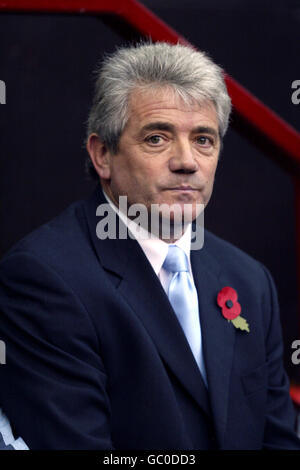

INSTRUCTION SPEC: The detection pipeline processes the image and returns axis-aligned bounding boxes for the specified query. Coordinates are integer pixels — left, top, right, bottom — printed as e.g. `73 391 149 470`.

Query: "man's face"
102 87 220 224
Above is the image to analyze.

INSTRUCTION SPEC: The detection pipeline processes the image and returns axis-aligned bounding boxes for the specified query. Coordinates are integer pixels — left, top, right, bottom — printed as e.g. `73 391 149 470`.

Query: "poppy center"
225 300 233 308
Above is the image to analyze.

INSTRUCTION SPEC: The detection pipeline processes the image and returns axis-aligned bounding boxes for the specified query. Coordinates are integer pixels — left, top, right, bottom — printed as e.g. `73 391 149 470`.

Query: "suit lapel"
191 245 236 447
117 249 212 417
83 186 211 416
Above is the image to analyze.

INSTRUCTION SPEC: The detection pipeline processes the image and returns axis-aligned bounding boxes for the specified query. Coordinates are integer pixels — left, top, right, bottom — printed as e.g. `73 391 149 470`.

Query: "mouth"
166 186 198 191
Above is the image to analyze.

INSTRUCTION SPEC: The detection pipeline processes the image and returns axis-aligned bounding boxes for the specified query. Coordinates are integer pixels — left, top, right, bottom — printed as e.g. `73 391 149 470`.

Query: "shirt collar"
102 190 192 275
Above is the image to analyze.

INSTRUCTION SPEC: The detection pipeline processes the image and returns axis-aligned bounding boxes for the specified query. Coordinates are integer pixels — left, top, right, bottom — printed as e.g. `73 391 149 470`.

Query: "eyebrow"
140 122 219 140
193 126 219 140
140 122 175 133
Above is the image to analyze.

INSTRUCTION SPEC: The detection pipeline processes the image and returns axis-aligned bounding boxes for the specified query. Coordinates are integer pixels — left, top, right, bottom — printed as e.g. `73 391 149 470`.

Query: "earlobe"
86 133 111 180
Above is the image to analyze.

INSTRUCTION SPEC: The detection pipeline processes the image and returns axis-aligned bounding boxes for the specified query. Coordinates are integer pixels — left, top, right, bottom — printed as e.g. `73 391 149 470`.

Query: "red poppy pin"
217 287 250 332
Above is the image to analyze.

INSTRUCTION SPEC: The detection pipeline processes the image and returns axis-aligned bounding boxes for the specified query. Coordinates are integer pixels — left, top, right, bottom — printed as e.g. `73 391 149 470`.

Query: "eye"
196 136 214 146
145 135 164 145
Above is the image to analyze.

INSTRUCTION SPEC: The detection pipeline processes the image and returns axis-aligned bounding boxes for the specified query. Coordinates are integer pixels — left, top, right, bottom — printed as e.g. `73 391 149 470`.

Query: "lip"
166 186 198 191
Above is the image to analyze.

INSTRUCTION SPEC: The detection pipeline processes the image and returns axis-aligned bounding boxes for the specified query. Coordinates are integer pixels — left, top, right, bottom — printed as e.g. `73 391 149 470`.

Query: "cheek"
129 162 162 188
205 162 218 181
111 164 149 197
117 151 152 177
202 165 217 196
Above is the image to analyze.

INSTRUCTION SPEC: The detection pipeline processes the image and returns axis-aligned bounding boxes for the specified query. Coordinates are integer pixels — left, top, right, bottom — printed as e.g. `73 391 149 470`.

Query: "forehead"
126 86 219 131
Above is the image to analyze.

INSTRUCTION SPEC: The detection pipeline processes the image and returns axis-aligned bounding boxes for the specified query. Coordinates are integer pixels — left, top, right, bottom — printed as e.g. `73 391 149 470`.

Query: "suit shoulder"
1 198 89 266
203 229 267 277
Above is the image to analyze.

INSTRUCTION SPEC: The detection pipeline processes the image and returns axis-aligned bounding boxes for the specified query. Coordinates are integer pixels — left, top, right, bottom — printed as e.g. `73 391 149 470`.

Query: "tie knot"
163 245 189 273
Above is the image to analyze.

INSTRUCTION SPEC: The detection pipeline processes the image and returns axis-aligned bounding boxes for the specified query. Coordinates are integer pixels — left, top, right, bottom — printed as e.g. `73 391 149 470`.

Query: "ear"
86 133 111 180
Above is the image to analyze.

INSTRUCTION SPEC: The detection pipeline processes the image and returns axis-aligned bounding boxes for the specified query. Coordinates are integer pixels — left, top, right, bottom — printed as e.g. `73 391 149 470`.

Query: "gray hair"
86 41 231 179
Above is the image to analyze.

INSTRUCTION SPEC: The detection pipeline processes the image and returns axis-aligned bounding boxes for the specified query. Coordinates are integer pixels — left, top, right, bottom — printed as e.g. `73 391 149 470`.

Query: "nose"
168 139 198 174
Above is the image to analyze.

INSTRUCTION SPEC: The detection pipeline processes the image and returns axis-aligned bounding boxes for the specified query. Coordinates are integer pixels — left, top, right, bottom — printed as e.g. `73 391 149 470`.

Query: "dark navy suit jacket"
0 185 299 449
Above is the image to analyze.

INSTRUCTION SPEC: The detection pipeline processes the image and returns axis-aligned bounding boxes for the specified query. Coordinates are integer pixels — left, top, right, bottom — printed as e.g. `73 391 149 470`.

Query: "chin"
160 204 200 225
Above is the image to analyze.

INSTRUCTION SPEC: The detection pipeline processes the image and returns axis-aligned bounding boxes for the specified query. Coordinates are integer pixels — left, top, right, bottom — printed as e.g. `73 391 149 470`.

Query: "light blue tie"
163 245 207 386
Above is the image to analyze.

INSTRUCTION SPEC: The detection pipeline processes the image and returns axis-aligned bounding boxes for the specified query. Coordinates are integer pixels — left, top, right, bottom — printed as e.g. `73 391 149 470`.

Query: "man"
0 42 299 450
